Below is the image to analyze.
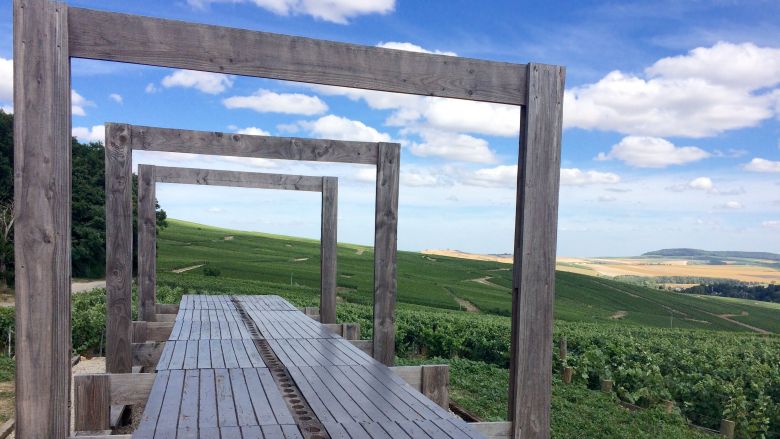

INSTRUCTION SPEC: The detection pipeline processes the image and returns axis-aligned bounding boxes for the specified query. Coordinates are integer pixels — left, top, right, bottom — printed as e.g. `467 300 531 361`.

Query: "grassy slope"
159 219 778 333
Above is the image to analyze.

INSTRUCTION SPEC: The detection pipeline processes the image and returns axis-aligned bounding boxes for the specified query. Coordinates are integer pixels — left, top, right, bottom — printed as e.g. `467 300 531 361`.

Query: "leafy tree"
0 110 168 283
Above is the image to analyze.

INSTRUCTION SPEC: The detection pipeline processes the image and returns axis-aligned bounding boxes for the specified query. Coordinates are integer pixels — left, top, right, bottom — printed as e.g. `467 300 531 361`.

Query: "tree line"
0 111 167 288
681 282 780 303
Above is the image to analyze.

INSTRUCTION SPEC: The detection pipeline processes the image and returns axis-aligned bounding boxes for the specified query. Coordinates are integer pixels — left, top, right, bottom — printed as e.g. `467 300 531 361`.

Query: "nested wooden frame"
134 164 339 324
105 123 399 375
13 1 564 438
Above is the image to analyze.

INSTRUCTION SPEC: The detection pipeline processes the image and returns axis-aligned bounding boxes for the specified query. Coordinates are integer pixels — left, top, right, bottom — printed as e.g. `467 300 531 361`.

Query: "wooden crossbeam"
68 7 528 105
151 165 325 191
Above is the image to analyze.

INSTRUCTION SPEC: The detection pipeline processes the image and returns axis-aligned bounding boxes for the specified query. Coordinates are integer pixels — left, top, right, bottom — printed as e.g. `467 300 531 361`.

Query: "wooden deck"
135 295 485 438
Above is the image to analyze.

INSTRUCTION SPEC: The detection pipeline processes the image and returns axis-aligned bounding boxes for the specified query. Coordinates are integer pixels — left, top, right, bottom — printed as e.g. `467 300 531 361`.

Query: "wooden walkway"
135 295 486 438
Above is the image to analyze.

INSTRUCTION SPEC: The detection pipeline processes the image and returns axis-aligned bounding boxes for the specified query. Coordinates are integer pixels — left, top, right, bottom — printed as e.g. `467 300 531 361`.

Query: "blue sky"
1 0 779 256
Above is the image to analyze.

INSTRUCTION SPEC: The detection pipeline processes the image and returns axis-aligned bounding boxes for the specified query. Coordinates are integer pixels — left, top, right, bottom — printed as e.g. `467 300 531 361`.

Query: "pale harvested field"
425 250 780 284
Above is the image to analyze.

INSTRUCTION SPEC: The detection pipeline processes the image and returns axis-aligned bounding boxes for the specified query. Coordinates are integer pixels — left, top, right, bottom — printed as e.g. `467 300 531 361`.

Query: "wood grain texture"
13 1 72 437
74 375 110 432
67 7 527 105
123 124 379 165
508 63 565 439
153 165 324 191
105 123 134 374
156 303 179 314
422 365 450 409
372 143 400 366
109 373 157 405
137 164 157 321
320 177 338 324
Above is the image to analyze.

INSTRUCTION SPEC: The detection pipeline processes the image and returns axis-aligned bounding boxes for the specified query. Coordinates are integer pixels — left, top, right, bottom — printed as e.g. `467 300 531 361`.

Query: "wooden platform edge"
471 421 511 438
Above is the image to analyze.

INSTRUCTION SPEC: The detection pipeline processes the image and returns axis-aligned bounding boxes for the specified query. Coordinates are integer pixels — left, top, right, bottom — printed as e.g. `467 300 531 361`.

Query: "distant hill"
158 220 780 333
642 248 780 262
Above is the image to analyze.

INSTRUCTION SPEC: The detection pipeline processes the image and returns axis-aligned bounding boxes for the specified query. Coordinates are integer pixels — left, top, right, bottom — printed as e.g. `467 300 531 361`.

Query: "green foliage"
203 266 221 277
0 110 168 282
397 357 709 439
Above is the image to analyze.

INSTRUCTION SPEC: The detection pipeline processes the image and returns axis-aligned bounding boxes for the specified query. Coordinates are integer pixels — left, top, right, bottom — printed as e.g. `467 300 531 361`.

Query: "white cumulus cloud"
0 58 11 103
72 125 104 144
109 93 123 104
762 220 780 229
162 70 234 94
377 41 456 56
717 200 743 210
236 127 271 136
743 158 780 173
565 42 780 138
409 129 496 163
462 166 619 188
301 115 391 142
188 0 395 24
597 136 710 168
224 89 328 116
71 90 94 117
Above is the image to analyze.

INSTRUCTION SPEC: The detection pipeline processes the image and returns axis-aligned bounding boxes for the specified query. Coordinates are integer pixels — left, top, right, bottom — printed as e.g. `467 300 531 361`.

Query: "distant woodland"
0 111 167 288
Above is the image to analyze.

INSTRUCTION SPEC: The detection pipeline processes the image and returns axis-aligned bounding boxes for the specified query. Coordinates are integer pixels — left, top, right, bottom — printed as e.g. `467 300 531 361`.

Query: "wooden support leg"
74 375 110 432
13 1 72 436
421 365 449 409
373 142 400 366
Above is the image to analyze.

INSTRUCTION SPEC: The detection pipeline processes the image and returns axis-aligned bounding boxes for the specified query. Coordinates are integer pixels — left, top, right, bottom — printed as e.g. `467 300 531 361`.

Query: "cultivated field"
423 250 780 284
160 220 780 333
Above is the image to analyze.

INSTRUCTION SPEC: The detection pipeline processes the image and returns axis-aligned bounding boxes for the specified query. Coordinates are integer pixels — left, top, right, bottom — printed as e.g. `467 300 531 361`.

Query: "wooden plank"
155 313 177 322
343 323 360 340
153 165 325 191
132 321 147 344
74 375 110 431
229 369 256 426
422 365 450 409
13 1 72 436
156 369 185 438
199 369 219 430
509 63 565 439
472 422 511 439
372 142 400 366
105 122 133 373
215 368 238 427
135 370 169 437
124 124 379 165
320 176 338 324
156 303 179 314
67 7 527 105
137 164 157 321
108 373 156 405
178 369 200 437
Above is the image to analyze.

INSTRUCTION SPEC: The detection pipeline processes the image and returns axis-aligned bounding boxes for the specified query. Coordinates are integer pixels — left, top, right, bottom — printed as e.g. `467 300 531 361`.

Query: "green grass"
397 358 709 439
158 219 778 333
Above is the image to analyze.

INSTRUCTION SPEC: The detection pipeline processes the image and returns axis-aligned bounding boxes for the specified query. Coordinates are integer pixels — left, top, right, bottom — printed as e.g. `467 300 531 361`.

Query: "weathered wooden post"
137 165 157 322
13 0 72 436
105 123 134 374
74 375 111 431
422 365 450 409
562 367 573 384
508 63 566 439
373 142 400 366
600 379 613 393
320 176 338 323
559 336 567 361
720 420 735 439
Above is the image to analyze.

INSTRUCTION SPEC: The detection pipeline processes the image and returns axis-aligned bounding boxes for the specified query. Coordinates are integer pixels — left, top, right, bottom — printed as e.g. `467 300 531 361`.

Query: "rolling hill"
158 219 779 333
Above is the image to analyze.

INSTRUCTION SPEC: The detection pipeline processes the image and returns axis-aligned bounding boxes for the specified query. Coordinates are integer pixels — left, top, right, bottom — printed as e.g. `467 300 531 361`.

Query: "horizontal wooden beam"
471 422 511 438
147 165 326 192
155 303 179 314
389 365 449 408
154 313 176 323
121 124 383 165
131 321 173 343
68 7 527 105
349 339 372 356
322 323 360 340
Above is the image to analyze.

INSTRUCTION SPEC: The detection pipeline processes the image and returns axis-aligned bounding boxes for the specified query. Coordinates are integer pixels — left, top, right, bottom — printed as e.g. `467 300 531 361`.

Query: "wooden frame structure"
105 125 399 374
13 1 564 437
134 164 339 324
